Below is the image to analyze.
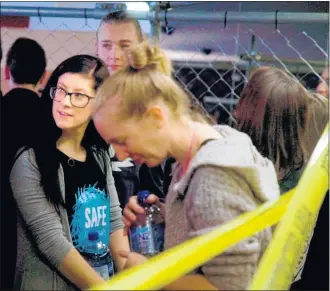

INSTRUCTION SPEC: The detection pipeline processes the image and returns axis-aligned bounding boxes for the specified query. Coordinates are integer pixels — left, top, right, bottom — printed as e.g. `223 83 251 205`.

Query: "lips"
109 65 121 71
58 111 72 117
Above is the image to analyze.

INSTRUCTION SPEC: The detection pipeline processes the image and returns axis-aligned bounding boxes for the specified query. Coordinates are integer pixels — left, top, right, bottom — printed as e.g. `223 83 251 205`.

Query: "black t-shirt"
108 146 166 210
57 149 111 254
109 152 140 210
138 163 166 200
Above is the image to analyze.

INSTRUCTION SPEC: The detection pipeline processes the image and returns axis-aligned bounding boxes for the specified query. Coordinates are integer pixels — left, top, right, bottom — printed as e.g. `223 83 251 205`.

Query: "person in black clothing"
95 11 166 207
1 37 47 289
2 37 47 170
290 192 329 290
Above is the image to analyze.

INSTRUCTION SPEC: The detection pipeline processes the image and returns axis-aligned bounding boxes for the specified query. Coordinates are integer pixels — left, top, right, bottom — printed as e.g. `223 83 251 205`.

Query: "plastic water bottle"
83 231 114 281
129 190 165 257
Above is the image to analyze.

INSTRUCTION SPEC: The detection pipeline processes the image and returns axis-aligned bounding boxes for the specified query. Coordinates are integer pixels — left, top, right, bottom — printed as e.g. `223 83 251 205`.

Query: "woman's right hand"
122 194 165 233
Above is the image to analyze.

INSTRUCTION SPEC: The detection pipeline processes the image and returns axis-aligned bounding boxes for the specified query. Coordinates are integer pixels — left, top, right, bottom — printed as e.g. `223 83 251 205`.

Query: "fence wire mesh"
1 11 329 127
162 22 329 125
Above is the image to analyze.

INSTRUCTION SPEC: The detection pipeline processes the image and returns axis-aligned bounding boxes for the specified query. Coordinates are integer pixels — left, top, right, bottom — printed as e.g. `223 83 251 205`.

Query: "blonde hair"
236 66 310 174
95 41 211 123
97 11 143 42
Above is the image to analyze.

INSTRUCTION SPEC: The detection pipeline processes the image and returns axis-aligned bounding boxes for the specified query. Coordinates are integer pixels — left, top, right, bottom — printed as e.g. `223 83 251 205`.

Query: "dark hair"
97 10 143 42
236 66 309 176
31 55 110 209
6 37 46 85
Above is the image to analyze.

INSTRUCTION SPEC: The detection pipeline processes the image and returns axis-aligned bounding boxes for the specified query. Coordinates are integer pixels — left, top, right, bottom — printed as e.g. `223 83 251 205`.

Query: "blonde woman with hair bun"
126 41 172 74
93 41 280 290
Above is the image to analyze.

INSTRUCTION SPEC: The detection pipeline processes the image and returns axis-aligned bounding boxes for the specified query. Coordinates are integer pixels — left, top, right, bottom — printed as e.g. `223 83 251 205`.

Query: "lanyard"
179 131 197 179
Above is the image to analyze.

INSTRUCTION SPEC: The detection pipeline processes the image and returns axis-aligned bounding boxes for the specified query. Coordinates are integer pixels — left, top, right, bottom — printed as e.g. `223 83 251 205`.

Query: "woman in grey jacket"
92 41 280 290
10 55 129 290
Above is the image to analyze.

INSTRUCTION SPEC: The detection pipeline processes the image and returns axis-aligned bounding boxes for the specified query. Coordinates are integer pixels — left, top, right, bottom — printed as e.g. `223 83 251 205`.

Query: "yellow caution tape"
249 124 329 290
90 124 328 291
91 191 294 290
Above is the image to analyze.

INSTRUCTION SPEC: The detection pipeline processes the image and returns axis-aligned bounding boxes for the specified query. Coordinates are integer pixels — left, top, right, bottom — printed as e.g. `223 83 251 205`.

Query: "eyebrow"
57 83 89 95
120 39 132 44
101 39 132 44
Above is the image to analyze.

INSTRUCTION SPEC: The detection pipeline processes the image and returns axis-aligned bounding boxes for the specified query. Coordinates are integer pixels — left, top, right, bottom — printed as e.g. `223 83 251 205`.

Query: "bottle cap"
88 231 99 241
137 190 150 205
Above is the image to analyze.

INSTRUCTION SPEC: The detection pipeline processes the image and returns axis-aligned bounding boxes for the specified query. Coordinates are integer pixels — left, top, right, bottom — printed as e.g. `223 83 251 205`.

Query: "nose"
61 94 72 107
109 45 123 62
113 144 129 161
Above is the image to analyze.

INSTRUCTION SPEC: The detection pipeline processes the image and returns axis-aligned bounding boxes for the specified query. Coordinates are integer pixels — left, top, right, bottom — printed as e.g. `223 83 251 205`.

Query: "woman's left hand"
119 250 148 269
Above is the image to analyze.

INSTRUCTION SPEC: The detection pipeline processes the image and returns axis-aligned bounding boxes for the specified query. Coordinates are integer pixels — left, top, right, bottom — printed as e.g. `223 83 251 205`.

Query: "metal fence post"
246 34 258 78
149 2 161 44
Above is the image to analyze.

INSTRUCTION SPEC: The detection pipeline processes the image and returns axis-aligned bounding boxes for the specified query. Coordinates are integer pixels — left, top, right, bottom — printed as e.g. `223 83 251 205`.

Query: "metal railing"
1 3 328 124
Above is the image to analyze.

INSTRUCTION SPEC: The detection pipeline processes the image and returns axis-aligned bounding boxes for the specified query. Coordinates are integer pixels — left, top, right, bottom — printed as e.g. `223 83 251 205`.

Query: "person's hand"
119 250 148 270
122 194 164 234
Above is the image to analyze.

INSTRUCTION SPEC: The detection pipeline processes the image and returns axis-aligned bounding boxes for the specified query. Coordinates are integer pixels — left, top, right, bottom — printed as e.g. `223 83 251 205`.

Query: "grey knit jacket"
165 125 280 290
10 148 124 290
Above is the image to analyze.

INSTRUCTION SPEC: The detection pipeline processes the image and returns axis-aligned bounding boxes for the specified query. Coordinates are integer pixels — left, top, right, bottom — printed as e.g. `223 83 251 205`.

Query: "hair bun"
127 41 172 76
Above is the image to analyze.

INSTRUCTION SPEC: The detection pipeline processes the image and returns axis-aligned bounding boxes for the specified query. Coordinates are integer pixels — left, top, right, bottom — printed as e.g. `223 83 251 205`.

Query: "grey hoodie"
165 125 280 290
10 147 124 290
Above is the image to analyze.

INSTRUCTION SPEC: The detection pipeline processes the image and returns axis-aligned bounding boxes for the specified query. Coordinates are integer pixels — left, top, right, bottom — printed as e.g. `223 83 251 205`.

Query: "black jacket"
290 192 329 290
1 88 44 289
108 145 166 210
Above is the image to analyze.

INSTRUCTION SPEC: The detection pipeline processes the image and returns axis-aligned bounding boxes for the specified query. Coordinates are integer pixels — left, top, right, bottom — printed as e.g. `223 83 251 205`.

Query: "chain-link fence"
1 4 329 126
168 23 329 125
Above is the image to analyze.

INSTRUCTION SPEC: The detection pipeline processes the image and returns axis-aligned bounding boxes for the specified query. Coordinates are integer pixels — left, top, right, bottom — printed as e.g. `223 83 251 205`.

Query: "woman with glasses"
9 55 130 290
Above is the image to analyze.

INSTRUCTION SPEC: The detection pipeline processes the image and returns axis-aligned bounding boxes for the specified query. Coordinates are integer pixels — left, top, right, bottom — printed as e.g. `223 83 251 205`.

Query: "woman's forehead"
58 72 94 90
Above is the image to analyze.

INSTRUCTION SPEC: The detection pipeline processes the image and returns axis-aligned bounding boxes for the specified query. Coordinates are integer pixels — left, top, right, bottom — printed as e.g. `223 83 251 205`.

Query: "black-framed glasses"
50 87 95 108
